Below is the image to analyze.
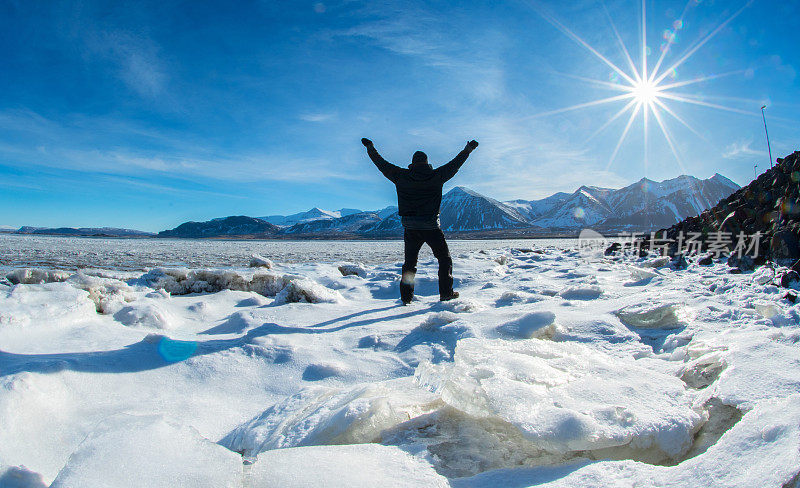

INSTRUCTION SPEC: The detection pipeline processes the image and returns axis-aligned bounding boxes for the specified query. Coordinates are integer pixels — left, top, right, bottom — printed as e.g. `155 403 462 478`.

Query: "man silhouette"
362 138 479 304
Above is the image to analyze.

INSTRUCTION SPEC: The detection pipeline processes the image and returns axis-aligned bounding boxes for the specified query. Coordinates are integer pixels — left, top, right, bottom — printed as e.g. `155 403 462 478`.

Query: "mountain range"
155 173 739 238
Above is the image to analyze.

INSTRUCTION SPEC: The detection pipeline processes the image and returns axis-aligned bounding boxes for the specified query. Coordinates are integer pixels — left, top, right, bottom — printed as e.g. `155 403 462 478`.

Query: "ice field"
1 239 799 487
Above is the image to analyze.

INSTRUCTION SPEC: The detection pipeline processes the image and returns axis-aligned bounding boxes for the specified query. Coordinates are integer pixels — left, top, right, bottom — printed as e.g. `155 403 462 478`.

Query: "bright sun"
529 0 754 171
630 80 660 105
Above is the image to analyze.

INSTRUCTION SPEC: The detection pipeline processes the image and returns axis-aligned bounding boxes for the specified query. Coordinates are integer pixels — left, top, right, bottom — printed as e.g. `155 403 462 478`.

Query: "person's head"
412 151 428 165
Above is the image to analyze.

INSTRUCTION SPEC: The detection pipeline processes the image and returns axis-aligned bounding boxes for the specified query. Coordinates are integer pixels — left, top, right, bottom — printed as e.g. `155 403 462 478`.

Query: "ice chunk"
249 254 274 268
67 273 135 314
497 311 557 339
416 338 702 460
338 263 367 278
50 414 242 488
274 278 343 304
5 268 71 285
614 302 686 329
751 266 774 285
558 285 602 300
220 379 439 457
627 266 659 281
753 300 781 319
139 268 288 296
247 444 448 488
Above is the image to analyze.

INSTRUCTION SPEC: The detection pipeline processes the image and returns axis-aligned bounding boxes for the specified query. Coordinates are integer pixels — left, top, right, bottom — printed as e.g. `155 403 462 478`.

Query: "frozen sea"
0 234 577 271
1 235 799 487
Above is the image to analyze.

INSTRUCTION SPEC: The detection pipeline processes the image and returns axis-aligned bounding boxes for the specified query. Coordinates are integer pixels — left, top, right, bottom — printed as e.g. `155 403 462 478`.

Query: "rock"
784 290 798 303
604 242 621 256
698 255 713 266
770 229 800 261
729 268 743 274
728 255 754 272
249 254 274 268
780 270 800 289
672 253 688 270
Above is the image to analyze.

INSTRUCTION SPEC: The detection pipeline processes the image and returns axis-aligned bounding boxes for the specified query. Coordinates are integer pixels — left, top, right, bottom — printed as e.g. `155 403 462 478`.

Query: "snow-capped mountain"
282 211 382 235
516 173 739 231
260 208 362 227
157 173 739 238
439 187 530 231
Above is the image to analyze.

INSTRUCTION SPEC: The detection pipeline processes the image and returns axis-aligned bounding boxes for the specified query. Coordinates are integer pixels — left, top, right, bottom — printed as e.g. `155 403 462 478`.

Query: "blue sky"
1 0 798 231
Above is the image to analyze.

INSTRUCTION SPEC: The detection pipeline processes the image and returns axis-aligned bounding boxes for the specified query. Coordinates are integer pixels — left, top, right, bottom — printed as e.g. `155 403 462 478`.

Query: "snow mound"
248 254 273 268
338 263 367 278
5 268 71 285
113 300 178 329
416 338 702 461
396 313 478 363
247 444 448 488
0 282 97 328
496 290 539 306
302 362 347 381
221 379 439 457
439 298 486 313
614 303 687 329
50 414 242 488
497 311 558 339
275 278 343 304
558 285 602 300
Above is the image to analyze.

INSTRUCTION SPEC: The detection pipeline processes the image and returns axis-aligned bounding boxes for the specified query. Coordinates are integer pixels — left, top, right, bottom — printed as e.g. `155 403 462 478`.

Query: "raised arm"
362 138 401 182
437 140 479 182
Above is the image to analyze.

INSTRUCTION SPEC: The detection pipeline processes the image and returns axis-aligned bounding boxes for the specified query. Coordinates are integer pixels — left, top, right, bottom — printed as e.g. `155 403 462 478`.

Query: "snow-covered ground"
1 244 799 487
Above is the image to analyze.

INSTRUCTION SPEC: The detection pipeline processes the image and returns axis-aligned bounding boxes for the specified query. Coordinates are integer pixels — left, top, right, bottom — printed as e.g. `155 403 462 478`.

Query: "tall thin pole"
761 105 773 168
754 164 757 180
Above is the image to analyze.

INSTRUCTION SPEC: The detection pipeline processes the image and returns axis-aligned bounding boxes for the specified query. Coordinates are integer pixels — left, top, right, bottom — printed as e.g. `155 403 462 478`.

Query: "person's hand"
361 138 373 147
466 140 479 150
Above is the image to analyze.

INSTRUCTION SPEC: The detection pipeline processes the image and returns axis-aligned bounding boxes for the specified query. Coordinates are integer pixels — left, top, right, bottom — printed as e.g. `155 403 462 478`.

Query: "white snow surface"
1 244 799 487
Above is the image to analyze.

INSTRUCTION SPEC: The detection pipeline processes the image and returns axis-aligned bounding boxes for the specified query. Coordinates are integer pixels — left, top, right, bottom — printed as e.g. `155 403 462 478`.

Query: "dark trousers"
401 227 454 302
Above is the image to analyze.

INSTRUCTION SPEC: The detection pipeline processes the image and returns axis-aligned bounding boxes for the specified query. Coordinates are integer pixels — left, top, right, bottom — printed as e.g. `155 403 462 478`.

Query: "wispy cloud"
330 1 506 102
722 139 766 159
0 109 365 184
299 112 336 122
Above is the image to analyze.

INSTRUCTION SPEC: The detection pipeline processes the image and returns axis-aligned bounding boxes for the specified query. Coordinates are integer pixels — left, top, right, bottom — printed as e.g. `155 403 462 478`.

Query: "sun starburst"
526 0 756 172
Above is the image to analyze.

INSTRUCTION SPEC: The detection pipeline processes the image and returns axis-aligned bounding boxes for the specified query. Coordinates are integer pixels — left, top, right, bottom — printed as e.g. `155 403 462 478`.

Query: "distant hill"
15 226 154 237
157 216 280 238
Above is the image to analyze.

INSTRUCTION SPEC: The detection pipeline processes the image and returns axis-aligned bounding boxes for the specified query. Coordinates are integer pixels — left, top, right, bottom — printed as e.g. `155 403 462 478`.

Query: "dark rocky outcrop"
637 151 800 263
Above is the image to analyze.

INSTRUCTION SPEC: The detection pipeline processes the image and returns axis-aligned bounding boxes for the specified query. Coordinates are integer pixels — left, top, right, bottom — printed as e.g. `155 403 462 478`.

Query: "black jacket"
367 146 472 219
